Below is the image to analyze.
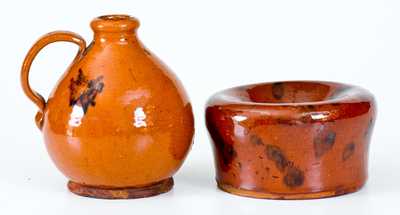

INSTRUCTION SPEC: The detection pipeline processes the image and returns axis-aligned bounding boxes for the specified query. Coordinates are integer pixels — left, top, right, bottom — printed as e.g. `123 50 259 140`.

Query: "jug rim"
91 14 140 32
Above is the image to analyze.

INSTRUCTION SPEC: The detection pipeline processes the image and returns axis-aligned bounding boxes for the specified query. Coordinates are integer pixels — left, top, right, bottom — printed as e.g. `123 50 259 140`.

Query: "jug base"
67 177 174 199
217 182 363 200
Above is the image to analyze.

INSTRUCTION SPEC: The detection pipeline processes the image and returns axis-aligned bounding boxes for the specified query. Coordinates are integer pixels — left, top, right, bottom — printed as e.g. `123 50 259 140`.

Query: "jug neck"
91 15 140 42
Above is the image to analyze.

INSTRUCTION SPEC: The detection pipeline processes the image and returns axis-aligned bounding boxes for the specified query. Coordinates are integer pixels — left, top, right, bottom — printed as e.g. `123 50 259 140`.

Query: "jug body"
21 15 194 199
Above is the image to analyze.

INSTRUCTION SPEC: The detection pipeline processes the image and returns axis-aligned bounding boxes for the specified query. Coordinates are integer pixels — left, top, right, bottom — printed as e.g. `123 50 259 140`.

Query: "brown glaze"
206 81 376 199
21 15 194 199
67 178 173 199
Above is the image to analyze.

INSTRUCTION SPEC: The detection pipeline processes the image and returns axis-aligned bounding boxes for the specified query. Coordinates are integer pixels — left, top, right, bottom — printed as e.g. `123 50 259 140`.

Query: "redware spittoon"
206 81 376 199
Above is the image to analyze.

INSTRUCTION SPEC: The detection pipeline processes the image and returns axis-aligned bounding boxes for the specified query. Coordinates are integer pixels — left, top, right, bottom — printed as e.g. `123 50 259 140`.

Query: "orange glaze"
21 15 194 199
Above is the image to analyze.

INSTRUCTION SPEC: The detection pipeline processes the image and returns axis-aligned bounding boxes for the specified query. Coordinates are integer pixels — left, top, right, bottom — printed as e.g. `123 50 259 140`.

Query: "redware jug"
21 15 194 199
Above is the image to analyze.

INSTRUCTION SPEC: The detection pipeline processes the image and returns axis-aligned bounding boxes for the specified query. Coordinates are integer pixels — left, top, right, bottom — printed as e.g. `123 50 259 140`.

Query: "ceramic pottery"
206 81 376 199
21 15 194 199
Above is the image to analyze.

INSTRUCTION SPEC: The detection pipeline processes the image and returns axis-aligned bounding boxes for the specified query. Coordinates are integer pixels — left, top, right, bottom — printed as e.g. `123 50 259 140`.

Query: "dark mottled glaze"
69 69 104 114
265 144 288 172
342 143 356 161
206 81 376 199
284 166 304 188
314 127 336 158
271 82 284 100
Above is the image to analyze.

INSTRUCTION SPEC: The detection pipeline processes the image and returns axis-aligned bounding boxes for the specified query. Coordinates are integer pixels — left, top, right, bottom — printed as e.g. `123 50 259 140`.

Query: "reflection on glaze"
310 111 330 120
232 115 247 122
67 105 85 136
120 89 150 106
314 125 336 158
133 107 147 128
233 117 247 140
68 105 84 127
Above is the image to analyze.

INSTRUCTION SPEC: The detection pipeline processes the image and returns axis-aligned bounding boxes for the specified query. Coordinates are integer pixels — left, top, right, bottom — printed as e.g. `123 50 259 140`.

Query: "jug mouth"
209 81 373 106
91 14 140 32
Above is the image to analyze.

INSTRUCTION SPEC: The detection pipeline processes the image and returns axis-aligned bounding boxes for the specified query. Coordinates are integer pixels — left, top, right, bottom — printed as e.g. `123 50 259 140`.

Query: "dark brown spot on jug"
69 69 104 114
342 143 355 161
272 82 284 100
69 69 88 101
284 166 304 188
314 126 336 158
265 144 288 171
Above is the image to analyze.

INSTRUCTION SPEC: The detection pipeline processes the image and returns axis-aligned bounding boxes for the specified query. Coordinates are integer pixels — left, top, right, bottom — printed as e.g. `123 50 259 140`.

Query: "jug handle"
20 31 86 130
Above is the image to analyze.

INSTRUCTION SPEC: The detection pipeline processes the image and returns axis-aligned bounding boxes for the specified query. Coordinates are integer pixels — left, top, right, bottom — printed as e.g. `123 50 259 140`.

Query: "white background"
0 0 399 214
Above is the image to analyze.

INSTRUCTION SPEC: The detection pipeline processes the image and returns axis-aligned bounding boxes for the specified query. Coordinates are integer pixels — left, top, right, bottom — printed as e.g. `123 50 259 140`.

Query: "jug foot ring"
67 177 174 199
217 182 363 200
